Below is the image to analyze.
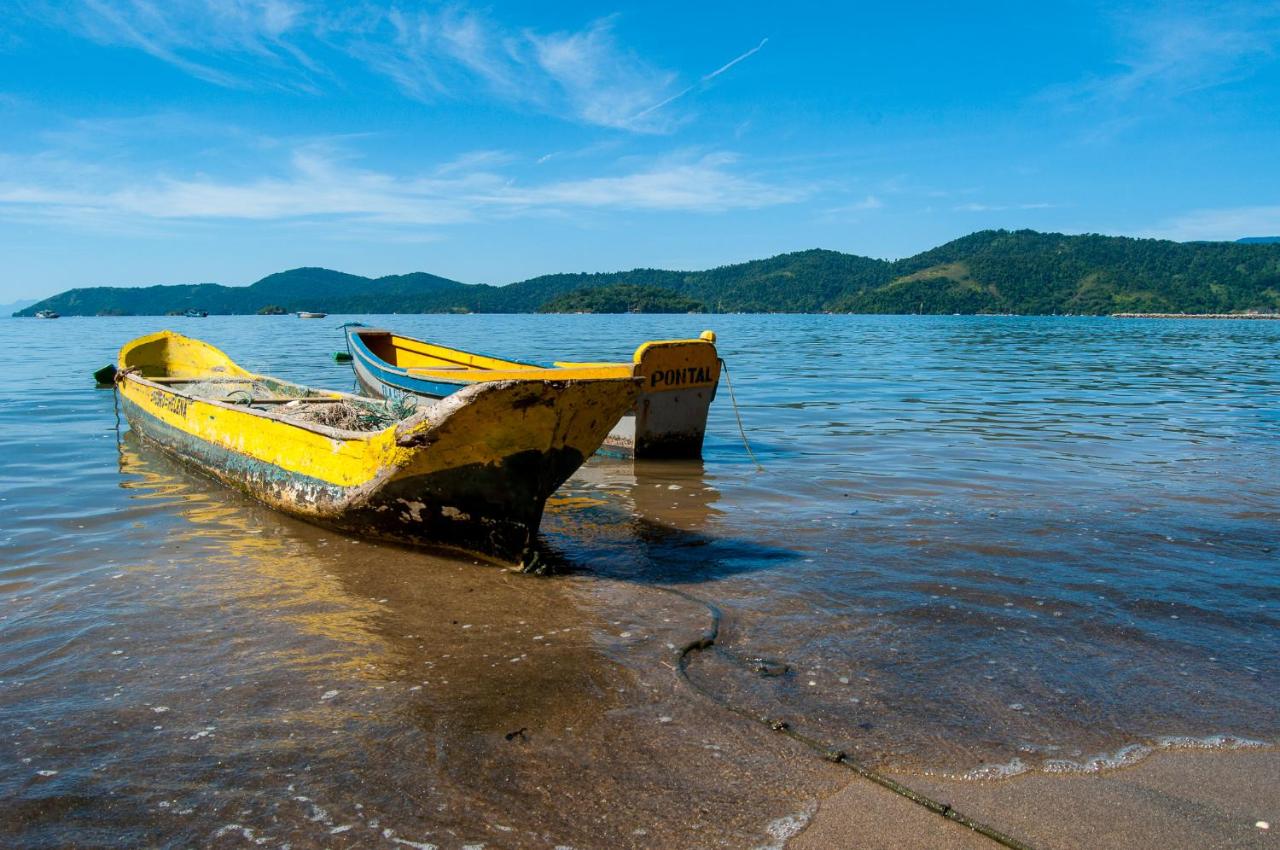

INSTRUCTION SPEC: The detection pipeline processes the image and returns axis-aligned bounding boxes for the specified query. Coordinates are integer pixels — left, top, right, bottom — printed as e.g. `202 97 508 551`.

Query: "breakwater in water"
2 313 1277 847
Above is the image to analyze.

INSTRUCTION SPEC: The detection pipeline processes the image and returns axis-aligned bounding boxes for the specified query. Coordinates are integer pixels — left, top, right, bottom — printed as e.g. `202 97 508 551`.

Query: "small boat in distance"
114 330 640 566
297 311 327 319
35 309 59 319
345 326 721 459
184 308 208 318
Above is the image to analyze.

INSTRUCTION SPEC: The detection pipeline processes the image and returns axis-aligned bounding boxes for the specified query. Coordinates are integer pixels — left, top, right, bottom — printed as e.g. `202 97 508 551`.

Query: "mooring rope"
655 585 1038 850
718 358 764 472
112 381 123 445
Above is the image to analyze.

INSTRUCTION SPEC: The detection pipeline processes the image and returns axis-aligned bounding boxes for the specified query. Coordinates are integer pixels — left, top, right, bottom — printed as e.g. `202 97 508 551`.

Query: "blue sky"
1 1 1278 299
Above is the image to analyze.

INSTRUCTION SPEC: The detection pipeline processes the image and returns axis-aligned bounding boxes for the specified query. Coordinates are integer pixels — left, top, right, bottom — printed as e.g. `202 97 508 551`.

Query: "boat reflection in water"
101 435 819 849
557 457 723 529
541 457 722 569
538 457 798 584
114 430 617 728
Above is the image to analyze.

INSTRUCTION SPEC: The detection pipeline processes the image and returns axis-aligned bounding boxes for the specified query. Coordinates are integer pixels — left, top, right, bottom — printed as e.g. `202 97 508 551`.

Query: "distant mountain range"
15 229 1280 317
0 298 37 315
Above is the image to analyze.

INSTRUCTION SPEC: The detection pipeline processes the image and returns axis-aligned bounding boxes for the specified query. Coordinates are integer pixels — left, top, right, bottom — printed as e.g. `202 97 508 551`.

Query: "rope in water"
112 381 123 444
718 358 764 472
656 585 1038 850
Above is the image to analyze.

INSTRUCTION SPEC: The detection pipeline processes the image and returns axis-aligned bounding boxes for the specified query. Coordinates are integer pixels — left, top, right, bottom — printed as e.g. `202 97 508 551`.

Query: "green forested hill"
851 230 1280 314
16 268 495 317
16 230 1280 316
538 284 704 314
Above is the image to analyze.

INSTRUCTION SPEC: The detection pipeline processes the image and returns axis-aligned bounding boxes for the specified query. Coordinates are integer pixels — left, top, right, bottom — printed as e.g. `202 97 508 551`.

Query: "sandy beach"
792 747 1279 849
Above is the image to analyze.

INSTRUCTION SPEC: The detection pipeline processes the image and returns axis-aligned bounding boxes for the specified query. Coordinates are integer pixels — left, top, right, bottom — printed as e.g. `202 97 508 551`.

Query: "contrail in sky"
630 37 770 123
703 36 770 82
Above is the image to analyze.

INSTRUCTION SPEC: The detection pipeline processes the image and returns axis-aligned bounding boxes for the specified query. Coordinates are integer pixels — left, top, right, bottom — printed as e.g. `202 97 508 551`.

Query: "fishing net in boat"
181 379 273 401
179 379 419 432
284 394 418 431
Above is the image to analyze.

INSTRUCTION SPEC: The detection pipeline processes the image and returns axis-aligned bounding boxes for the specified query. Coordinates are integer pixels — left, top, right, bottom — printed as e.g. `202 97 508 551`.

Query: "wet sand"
1 436 847 848
792 747 1279 849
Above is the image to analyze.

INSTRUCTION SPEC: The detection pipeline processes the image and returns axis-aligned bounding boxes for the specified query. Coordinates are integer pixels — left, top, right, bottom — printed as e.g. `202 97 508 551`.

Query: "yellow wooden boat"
346 327 721 458
115 331 640 566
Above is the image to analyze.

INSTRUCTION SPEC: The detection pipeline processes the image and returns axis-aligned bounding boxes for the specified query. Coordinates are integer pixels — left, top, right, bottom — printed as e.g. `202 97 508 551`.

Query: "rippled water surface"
2 314 1277 847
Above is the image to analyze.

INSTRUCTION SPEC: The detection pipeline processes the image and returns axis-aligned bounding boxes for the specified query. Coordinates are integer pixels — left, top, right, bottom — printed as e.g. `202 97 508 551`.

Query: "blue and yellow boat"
345 327 721 459
115 331 639 566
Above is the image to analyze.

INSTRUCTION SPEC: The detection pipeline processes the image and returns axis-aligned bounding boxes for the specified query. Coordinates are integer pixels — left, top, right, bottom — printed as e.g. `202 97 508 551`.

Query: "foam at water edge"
956 734 1270 780
958 757 1029 781
753 801 817 850
1043 743 1152 774
1153 734 1268 751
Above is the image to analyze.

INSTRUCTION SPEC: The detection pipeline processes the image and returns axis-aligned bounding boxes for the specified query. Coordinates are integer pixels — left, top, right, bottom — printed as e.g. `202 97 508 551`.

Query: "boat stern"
608 330 720 459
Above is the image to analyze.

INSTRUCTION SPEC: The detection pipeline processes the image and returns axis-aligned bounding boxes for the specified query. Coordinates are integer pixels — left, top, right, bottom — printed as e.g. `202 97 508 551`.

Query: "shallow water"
1 314 1277 847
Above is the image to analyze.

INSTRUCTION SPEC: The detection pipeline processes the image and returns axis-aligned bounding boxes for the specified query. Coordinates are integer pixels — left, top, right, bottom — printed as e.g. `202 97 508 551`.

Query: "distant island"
15 229 1280 317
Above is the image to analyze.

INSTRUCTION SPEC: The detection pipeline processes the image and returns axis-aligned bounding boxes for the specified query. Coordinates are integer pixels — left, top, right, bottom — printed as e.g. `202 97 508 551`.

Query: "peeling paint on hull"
116 331 638 566
122 397 586 564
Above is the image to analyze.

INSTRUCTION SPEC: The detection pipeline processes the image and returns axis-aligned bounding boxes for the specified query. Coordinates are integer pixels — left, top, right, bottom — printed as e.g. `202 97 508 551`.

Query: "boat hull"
117 331 638 565
347 328 720 459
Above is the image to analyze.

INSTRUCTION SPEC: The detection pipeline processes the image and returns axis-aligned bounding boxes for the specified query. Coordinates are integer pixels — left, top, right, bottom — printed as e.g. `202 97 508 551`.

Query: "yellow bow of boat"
115 331 640 565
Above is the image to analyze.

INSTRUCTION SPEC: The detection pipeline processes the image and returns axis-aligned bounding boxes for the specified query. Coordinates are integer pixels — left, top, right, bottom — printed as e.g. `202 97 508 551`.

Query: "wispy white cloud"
824 195 884 214
46 0 319 91
0 145 811 230
489 152 808 212
328 10 679 129
524 18 679 131
954 202 1055 212
27 2 744 132
1047 3 1280 117
1139 204 1280 241
333 5 516 102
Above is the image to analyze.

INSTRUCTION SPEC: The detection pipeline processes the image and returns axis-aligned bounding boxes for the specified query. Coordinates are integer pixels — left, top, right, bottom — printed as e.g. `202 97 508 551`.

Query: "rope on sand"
657 585 1039 850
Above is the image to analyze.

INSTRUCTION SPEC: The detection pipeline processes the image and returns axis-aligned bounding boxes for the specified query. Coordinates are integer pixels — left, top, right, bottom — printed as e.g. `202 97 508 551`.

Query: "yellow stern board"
631 339 720 390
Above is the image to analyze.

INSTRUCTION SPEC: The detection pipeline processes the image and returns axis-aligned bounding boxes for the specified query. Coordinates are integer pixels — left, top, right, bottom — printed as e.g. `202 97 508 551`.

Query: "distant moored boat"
35 309 59 319
297 311 327 319
184 308 208 318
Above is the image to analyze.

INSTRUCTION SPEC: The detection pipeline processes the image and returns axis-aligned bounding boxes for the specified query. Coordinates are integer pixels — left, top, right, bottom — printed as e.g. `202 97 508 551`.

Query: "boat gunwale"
347 327 639 385
116 331 426 443
121 371 405 443
349 327 544 376
349 326 719 381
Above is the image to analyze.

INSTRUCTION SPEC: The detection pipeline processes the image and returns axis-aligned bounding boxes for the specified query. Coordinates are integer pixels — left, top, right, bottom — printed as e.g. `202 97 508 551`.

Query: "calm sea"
1 314 1277 848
